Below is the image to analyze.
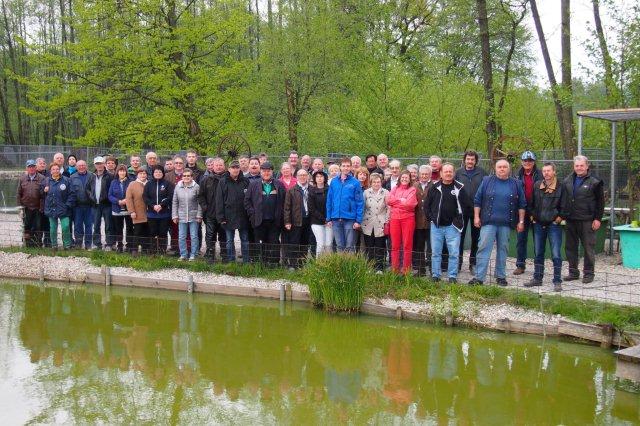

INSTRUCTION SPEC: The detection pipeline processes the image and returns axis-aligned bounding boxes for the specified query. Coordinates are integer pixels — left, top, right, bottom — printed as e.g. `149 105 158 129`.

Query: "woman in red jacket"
386 170 417 273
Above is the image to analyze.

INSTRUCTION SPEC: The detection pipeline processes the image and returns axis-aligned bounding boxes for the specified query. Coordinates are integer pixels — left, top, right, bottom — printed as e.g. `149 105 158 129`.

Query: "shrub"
300 253 370 312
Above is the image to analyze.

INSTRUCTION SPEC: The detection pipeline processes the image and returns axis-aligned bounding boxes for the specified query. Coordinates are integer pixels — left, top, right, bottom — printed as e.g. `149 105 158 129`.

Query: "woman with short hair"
125 168 149 254
172 169 203 261
42 163 75 249
362 173 389 272
386 170 417 273
144 166 174 254
108 164 133 252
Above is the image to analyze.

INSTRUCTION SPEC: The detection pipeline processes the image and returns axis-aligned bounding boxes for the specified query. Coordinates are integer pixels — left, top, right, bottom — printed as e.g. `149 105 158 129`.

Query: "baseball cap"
25 159 36 167
229 160 240 168
260 161 274 170
521 151 536 161
93 156 105 164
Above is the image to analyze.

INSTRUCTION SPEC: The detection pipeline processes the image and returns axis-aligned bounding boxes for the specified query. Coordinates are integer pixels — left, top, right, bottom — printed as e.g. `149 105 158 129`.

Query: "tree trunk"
476 0 497 157
284 78 299 151
560 0 575 157
592 0 619 106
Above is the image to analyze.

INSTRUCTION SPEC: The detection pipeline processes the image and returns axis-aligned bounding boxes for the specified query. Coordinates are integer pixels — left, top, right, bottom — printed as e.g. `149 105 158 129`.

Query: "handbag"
383 222 390 236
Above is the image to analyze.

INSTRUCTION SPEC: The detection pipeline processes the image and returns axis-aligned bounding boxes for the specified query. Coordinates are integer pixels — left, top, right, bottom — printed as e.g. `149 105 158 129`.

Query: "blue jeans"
92 204 114 248
533 223 563 283
430 223 461 279
73 205 93 249
475 224 511 282
179 221 200 258
516 216 534 268
332 219 356 252
225 228 249 262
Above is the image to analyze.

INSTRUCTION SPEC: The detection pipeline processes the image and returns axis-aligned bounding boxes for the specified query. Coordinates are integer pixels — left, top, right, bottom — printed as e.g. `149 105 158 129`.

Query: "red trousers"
390 217 415 273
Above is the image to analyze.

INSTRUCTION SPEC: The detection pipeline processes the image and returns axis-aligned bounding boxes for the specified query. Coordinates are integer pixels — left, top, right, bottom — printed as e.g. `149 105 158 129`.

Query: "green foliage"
300 253 369 312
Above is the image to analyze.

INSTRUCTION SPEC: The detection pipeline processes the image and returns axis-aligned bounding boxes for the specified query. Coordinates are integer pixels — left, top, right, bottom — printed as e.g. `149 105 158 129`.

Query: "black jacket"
423 180 470 231
454 166 487 213
244 179 286 228
143 178 174 218
531 179 562 225
516 165 542 214
198 171 227 219
308 186 328 226
560 171 604 221
86 172 113 206
215 174 250 230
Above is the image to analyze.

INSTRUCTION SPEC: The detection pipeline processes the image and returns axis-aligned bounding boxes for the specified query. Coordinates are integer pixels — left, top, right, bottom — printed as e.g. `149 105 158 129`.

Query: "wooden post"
285 284 292 301
396 306 403 320
39 266 44 283
105 267 111 286
187 275 194 293
445 310 454 327
279 284 285 301
601 323 614 348
502 318 511 333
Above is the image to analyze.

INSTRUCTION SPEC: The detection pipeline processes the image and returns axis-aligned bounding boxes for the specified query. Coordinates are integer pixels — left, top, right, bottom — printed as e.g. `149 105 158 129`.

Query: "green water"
0 281 638 424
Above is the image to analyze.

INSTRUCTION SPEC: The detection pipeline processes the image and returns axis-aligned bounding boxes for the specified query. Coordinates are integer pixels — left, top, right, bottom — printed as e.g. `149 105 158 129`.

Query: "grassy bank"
3 247 640 331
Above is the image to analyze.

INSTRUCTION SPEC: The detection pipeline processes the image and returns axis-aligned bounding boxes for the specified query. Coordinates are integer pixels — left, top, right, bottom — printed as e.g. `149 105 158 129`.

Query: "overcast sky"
530 0 630 86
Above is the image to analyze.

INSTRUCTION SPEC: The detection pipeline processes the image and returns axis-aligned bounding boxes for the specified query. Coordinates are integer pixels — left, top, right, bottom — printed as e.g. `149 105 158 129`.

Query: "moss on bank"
3 247 640 331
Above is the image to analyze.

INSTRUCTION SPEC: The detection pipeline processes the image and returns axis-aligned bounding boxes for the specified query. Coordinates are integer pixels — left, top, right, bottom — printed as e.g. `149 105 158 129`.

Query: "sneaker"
178 257 186 262
449 278 457 284
563 274 580 281
553 282 562 292
513 267 525 275
524 278 542 287
189 256 196 262
431 277 441 283
582 276 594 284
375 270 383 275
468 278 483 286
104 246 112 252
496 278 508 287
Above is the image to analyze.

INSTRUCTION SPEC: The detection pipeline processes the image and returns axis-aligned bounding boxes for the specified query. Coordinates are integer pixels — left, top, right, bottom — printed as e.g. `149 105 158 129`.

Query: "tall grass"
300 253 370 312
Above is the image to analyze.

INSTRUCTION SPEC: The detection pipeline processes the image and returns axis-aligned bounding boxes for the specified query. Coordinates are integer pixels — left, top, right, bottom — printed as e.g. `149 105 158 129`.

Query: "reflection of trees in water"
2 282 635 424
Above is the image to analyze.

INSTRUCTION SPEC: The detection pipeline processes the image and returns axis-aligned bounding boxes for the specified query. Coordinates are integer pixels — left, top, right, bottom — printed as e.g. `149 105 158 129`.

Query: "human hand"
474 217 481 228
285 224 292 230
516 222 525 232
592 219 601 231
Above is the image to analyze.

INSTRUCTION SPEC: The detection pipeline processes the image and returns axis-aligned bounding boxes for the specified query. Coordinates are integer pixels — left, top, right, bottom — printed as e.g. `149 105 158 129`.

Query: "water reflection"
1 282 638 424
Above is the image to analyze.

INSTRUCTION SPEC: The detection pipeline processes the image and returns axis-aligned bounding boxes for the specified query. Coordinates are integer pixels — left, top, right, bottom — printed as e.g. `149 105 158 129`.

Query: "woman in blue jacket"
42 163 76 249
108 164 133 252
143 166 174 254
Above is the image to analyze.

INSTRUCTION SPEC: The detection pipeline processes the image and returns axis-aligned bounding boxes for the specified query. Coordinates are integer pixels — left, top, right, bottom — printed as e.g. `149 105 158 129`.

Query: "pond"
0 281 637 424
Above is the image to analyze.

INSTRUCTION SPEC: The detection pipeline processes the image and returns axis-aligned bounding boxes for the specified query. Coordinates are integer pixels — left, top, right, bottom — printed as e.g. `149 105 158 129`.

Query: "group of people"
17 149 604 290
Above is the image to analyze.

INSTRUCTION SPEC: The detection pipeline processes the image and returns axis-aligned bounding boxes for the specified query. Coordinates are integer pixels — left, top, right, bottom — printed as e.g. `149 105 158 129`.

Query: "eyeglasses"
174 161 184 164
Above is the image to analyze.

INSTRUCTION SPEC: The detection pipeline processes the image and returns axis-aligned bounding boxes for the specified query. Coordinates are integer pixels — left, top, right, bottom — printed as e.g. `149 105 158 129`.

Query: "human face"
76 161 87 174
118 169 127 180
366 156 376 169
173 158 184 172
390 163 400 177
249 159 260 174
206 161 215 172
410 170 417 181
301 155 311 169
153 169 163 180
351 156 361 170
53 153 64 166
50 165 60 178
399 173 411 186
261 168 273 181
522 159 534 171
419 170 430 183
146 153 157 166
289 153 299 167
213 160 225 174
357 171 368 183
441 165 454 183
314 173 326 187
239 158 249 171
186 152 197 166
312 159 324 172
495 161 510 179
371 178 382 191
281 163 292 178
297 170 309 185
464 155 477 170
26 164 36 174
229 166 240 178
340 162 351 177
36 159 46 172
106 160 116 171
95 162 105 173
67 156 77 167
164 160 174 172
542 165 556 181
574 160 588 177
130 156 141 168
377 155 388 169
259 155 267 165
182 171 193 184
430 158 442 171
328 165 339 178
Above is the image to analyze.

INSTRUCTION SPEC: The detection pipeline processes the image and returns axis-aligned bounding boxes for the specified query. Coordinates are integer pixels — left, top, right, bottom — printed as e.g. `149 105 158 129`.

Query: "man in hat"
216 160 250 262
244 161 286 265
513 150 541 275
87 156 114 250
17 160 45 247
69 160 93 249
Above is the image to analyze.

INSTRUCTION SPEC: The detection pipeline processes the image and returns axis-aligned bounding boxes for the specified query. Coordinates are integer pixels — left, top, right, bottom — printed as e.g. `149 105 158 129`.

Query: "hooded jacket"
325 174 364 223
42 175 76 218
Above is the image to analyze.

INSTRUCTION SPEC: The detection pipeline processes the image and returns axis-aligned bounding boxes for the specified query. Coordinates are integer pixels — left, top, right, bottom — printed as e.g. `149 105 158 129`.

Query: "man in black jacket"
87 156 114 250
526 162 563 290
244 162 286 266
454 150 487 273
560 155 604 284
216 161 250 263
513 151 542 275
199 157 228 262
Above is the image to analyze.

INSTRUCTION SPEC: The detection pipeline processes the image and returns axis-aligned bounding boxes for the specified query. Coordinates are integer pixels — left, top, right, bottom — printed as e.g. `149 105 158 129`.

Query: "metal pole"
609 122 616 254
577 115 583 155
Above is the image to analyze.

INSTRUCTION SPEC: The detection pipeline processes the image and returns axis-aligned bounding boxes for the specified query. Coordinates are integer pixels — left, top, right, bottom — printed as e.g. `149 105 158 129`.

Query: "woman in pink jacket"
386 170 418 273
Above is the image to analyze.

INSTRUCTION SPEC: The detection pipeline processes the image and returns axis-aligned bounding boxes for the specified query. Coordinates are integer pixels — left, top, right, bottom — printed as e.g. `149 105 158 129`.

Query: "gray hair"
419 165 432 174
429 155 442 162
573 155 590 165
407 164 419 173
389 159 401 168
205 157 215 165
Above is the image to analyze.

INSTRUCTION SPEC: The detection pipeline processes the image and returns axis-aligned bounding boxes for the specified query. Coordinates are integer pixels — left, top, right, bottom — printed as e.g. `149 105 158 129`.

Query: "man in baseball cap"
93 156 105 165
513 150 541 275
18 159 45 246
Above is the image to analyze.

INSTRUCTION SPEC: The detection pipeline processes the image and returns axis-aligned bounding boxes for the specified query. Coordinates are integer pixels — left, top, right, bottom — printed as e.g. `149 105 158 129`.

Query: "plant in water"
301 253 370 312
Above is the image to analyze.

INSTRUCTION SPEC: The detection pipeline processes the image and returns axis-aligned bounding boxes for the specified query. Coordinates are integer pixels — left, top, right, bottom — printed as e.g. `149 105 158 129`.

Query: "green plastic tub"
614 224 640 269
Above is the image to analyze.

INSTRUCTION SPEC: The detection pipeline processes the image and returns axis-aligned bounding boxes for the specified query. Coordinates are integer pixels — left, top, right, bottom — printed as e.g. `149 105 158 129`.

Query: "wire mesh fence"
1 210 639 308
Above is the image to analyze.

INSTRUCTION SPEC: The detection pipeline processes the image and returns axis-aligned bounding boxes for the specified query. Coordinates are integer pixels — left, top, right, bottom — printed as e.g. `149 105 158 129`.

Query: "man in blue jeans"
87 156 114 250
526 162 563 291
216 161 250 262
469 160 526 286
69 160 93 249
326 157 364 252
514 151 541 275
